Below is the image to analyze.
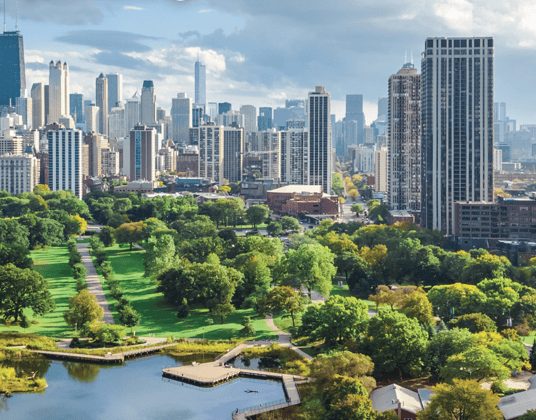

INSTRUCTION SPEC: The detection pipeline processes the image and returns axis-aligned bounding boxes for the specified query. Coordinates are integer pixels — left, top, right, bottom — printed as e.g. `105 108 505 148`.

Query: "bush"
449 313 497 333
491 380 508 394
110 287 123 301
177 305 189 319
116 297 129 311
99 226 116 247
19 314 30 329
94 324 125 343
69 253 82 267
72 263 87 281
100 261 112 277
500 329 520 341
89 236 104 253
95 251 107 266
240 316 256 337
76 279 87 292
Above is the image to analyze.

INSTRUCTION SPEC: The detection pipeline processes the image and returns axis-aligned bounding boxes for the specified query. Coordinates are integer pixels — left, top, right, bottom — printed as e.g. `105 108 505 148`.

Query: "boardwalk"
77 242 115 324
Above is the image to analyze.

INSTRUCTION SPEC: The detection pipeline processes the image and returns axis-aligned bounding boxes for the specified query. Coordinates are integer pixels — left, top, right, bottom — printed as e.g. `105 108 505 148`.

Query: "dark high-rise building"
258 107 273 131
70 93 84 124
0 29 26 107
308 87 332 192
421 37 494 235
345 95 365 148
218 102 231 115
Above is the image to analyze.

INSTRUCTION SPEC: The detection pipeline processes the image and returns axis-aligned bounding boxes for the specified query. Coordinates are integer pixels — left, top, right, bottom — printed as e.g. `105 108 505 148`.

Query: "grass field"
0 246 77 338
95 244 277 340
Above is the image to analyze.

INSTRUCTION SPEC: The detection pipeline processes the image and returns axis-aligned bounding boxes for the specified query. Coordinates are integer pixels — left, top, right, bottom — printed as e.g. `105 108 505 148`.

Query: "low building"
176 147 199 177
192 192 237 204
167 177 217 193
387 210 415 225
266 185 338 216
114 180 159 194
370 384 425 420
498 388 536 420
241 179 287 201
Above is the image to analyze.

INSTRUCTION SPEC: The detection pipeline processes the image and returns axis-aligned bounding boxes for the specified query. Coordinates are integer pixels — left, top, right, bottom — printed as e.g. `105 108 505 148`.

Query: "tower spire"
15 0 18 31
411 50 413 65
404 50 407 64
3 0 6 33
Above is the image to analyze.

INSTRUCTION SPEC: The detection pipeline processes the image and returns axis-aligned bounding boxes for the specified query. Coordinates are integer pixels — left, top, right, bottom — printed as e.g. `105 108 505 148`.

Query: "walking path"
77 242 115 324
264 316 313 360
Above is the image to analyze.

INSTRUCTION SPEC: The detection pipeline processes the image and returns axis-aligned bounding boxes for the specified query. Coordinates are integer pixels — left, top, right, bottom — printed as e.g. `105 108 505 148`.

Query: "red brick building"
266 185 338 216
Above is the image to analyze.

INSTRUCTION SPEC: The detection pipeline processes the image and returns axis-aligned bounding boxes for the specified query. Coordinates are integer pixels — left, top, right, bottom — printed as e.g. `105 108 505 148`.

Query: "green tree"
351 204 363 215
0 219 30 248
266 221 283 236
63 289 104 329
376 411 401 420
332 172 344 196
0 264 55 322
427 328 477 378
99 226 116 247
520 410 536 420
281 216 301 234
232 252 273 308
118 304 141 334
324 394 376 420
440 346 510 382
115 222 148 251
245 204 270 228
211 302 235 324
362 309 429 378
427 283 487 322
0 244 33 269
240 316 255 336
530 338 536 371
321 374 367 410
449 313 497 333
417 379 502 420
278 243 336 298
401 291 436 326
461 254 512 285
334 252 363 281
476 277 523 325
259 286 303 327
144 234 179 279
33 184 51 196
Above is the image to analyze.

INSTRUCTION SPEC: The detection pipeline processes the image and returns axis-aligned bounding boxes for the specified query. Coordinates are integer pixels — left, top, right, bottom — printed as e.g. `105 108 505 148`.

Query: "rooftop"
498 389 536 420
269 185 322 195
370 384 423 415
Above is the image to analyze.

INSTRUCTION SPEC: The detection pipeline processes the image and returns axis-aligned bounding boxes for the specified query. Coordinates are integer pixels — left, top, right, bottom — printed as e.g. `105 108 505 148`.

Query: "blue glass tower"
0 29 26 107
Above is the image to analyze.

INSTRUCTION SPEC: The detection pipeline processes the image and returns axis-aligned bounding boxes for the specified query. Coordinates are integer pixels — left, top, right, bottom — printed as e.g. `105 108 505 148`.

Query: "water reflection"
2 357 51 378
62 362 100 383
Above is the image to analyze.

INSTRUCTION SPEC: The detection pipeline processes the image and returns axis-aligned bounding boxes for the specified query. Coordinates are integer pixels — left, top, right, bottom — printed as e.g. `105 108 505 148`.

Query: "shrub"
72 263 87 280
19 314 30 329
94 324 125 343
500 329 520 341
89 236 104 253
449 313 497 333
100 261 112 277
95 251 107 266
177 305 189 319
116 297 129 311
69 253 82 267
76 279 87 292
240 316 256 337
491 380 508 394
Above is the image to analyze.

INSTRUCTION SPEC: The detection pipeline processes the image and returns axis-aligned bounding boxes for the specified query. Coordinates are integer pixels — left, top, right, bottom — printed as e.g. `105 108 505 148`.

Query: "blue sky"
4 0 536 124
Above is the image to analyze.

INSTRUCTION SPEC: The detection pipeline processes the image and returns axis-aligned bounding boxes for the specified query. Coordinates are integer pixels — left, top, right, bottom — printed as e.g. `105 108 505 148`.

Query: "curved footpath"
77 242 115 324
265 316 313 360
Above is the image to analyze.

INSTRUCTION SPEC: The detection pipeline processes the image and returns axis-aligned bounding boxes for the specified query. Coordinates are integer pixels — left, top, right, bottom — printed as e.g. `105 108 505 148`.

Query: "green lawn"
96 244 277 340
0 246 77 338
520 332 536 345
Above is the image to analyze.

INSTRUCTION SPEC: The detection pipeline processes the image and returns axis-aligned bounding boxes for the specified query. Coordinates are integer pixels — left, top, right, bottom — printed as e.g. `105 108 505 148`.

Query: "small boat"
245 389 258 393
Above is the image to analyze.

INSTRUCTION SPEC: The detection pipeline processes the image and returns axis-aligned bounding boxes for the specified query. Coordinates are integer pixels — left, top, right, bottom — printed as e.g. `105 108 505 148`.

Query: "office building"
255 129 281 181
85 105 99 134
240 105 257 133
58 115 75 129
0 29 26 108
171 93 192 144
0 131 23 155
375 147 388 192
223 126 244 184
308 86 332 192
0 154 39 195
47 128 82 199
125 91 141 134
140 81 156 125
192 104 205 128
15 90 32 128
108 107 125 140
207 102 218 122
218 102 231 115
345 94 365 147
69 93 84 124
123 124 156 181
190 124 224 185
421 37 494 235
48 61 69 124
387 62 421 211
31 83 45 129
216 110 245 128
106 73 123 111
378 97 388 120
258 107 273 131
281 128 309 185
95 74 108 135
195 59 206 106
101 148 120 176
177 146 199 177
494 149 503 171
83 133 104 177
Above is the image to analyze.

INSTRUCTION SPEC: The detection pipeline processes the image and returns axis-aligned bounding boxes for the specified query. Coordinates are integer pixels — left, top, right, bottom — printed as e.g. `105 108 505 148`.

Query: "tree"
278 243 336 298
259 286 303 327
0 264 55 322
427 328 477 378
338 196 345 204
519 411 536 420
427 283 487 322
324 394 376 420
245 205 270 228
361 309 429 378
476 277 523 325
115 222 147 251
63 289 104 329
118 305 140 334
332 173 344 196
334 252 363 281
231 252 273 307
0 244 33 269
33 184 51 196
417 379 502 420
144 234 179 279
348 189 359 201
99 226 116 247
218 185 231 193
530 338 536 371
321 374 368 410
449 313 497 333
440 346 510 382
281 216 301 234
401 291 436 326
211 302 235 324
300 296 369 345
0 219 30 248
266 221 283 237
461 254 512 285
240 316 255 336
351 204 363 215
69 214 88 236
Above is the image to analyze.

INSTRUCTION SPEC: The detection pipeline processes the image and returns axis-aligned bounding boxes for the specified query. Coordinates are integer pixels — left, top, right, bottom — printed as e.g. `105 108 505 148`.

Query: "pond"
0 355 286 419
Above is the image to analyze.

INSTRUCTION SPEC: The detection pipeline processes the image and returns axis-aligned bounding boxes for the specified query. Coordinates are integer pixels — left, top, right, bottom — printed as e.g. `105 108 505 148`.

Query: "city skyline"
3 0 535 125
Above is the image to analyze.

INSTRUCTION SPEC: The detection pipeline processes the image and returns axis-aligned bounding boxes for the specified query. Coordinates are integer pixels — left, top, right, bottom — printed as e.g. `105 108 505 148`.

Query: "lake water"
0 355 286 420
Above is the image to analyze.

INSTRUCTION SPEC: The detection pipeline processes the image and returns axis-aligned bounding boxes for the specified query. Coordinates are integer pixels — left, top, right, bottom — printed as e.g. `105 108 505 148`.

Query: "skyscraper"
387 62 421 211
106 73 123 111
240 105 257 133
85 105 99 134
377 97 388 120
31 83 45 129
96 74 108 135
223 126 244 184
48 61 69 124
0 28 26 107
47 128 82 199
195 59 206 106
15 90 32 128
171 93 192 144
70 93 84 124
258 107 273 131
308 86 332 192
345 95 365 148
421 37 494 234
191 124 224 185
281 128 309 185
140 81 156 125
218 102 231 115
123 125 156 181
125 91 141 134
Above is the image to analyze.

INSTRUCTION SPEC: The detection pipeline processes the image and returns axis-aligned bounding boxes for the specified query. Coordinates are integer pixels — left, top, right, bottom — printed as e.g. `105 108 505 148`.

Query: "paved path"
77 243 115 324
265 316 313 360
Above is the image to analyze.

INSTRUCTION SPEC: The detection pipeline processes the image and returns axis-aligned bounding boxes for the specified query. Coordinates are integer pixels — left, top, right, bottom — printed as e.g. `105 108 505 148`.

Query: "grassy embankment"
92 243 277 340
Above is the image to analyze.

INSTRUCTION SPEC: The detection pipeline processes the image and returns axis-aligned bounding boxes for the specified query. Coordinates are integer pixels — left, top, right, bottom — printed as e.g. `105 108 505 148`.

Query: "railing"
235 398 289 414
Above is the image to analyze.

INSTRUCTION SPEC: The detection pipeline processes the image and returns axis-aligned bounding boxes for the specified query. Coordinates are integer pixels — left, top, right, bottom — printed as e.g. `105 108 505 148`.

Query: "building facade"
421 37 494 235
48 61 69 124
281 128 309 185
223 126 244 184
69 93 84 124
125 91 141 134
0 154 39 195
106 73 123 111
171 93 192 144
194 60 206 106
47 129 82 198
258 107 273 131
85 105 99 134
31 83 45 129
191 125 224 185
95 74 108 136
387 63 422 211
0 30 26 108
308 86 332 193
345 94 365 148
375 147 388 192
239 105 257 133
124 125 156 181
140 81 156 125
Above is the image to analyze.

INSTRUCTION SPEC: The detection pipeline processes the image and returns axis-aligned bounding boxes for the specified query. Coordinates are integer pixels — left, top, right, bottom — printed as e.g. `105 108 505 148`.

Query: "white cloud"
124 6 144 11
198 9 213 13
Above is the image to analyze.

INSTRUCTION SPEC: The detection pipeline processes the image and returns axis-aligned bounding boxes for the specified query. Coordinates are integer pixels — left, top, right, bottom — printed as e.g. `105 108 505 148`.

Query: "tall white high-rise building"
106 73 123 111
207 102 218 122
85 105 99 134
125 91 141 134
195 59 206 106
375 147 388 193
31 83 45 129
48 60 69 124
251 129 281 181
171 93 192 144
140 80 156 125
421 37 494 235
281 128 309 185
96 74 108 136
223 126 244 184
108 107 125 140
216 110 245 128
387 62 421 212
308 86 332 192
190 124 224 185
47 128 82 199
239 105 257 133
15 89 32 128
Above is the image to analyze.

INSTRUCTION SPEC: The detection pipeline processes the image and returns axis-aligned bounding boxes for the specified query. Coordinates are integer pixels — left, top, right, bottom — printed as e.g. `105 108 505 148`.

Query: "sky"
4 0 536 125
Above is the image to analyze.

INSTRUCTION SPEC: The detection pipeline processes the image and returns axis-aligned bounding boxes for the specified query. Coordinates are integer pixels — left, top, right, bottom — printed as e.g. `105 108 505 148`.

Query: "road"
340 198 370 224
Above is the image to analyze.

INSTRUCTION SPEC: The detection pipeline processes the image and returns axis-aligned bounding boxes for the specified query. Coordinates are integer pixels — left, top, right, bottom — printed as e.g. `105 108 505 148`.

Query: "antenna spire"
3 0 6 33
15 0 18 31
411 50 413 65
404 50 407 64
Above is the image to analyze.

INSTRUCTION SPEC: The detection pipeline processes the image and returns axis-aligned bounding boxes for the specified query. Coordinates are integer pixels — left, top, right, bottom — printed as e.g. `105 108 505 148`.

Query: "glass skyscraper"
421 37 494 235
0 30 26 107
195 60 206 106
258 107 273 131
345 94 365 148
